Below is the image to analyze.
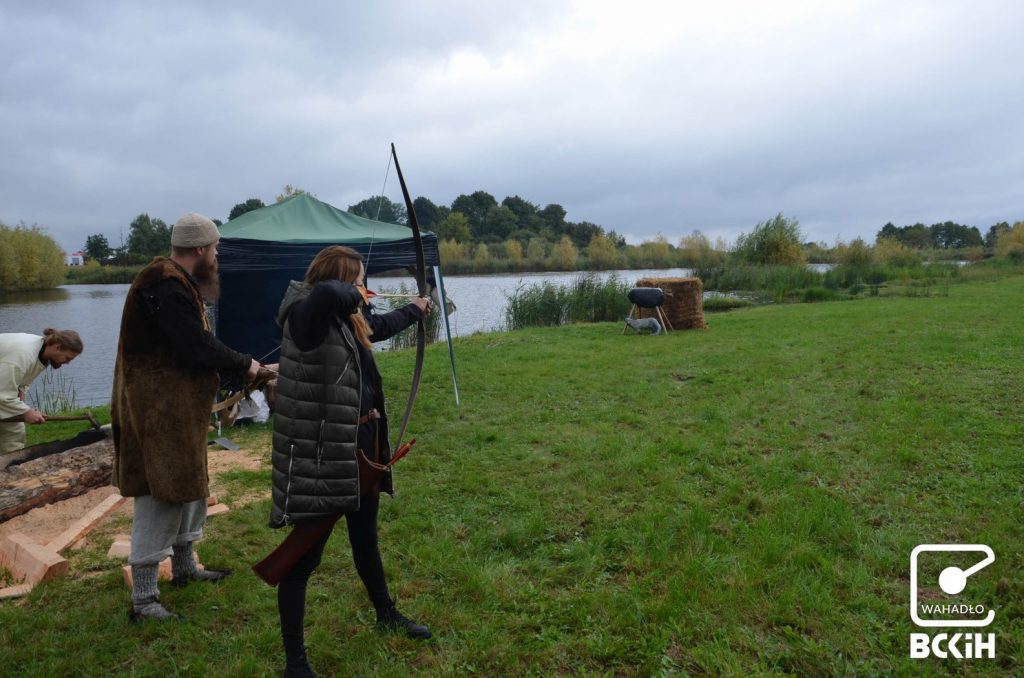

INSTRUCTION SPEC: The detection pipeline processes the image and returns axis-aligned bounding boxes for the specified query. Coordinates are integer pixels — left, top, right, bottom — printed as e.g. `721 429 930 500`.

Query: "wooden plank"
107 538 131 560
0 532 67 585
206 503 230 517
46 494 127 552
0 584 33 599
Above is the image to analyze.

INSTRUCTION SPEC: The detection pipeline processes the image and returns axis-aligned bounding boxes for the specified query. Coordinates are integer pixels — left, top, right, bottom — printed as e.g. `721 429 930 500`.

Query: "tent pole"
434 265 460 408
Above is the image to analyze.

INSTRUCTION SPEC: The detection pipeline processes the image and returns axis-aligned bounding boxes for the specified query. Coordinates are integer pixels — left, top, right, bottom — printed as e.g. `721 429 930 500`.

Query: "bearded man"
0 328 83 453
112 212 259 622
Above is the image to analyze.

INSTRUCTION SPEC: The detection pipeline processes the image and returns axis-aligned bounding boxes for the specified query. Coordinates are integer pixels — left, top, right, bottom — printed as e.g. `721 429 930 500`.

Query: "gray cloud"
2 0 1021 252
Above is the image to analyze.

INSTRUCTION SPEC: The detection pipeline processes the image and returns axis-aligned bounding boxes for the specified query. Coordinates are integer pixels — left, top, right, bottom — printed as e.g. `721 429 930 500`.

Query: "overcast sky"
2 0 1022 252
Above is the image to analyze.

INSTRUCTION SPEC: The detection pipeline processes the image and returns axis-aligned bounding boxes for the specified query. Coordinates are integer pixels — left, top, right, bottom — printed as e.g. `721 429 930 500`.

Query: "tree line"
876 221 1007 250
712 214 1024 270
224 188 627 252
75 183 1022 275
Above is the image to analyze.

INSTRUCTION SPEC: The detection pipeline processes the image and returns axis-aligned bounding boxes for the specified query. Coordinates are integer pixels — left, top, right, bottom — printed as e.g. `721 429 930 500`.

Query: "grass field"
5 274 1023 676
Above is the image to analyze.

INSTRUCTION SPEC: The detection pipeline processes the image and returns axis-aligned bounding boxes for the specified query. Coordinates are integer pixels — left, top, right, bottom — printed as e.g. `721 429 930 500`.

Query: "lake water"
0 268 693 406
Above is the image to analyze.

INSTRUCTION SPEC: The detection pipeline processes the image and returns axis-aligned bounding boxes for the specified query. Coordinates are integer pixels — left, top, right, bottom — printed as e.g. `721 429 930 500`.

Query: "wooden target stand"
622 287 674 334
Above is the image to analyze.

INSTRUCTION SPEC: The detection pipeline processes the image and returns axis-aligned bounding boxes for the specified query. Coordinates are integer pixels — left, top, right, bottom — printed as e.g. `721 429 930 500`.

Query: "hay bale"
634 277 705 330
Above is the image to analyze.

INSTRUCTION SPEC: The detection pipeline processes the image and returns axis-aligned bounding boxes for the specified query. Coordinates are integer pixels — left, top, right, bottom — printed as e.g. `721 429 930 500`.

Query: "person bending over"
0 328 82 452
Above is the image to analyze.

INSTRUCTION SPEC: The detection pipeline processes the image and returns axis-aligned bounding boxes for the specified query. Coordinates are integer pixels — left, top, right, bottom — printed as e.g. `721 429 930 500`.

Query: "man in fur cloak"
111 212 259 622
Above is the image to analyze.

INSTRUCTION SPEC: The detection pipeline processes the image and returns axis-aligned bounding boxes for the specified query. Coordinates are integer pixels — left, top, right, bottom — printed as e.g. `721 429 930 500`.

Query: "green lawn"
4 275 1023 676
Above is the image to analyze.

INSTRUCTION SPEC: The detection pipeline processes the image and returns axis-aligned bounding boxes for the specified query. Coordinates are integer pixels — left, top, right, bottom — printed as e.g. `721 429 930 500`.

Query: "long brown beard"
193 255 221 302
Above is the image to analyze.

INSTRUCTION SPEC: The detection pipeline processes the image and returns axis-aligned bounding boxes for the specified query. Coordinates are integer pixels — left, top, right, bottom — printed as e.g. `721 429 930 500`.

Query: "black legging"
278 491 390 658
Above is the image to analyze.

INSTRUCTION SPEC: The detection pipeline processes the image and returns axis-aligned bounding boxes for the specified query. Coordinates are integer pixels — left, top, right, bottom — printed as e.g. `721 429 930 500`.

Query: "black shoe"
283 646 317 678
283 660 317 678
376 604 432 640
128 598 181 623
170 567 233 588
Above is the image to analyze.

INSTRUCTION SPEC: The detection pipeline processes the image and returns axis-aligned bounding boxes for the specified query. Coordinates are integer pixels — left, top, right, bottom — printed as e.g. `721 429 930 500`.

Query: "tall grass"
27 368 78 413
504 273 631 330
696 259 1023 302
694 264 823 300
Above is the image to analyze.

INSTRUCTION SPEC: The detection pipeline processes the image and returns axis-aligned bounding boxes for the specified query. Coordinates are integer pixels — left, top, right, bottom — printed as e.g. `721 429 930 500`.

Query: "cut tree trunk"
0 428 107 471
0 436 114 523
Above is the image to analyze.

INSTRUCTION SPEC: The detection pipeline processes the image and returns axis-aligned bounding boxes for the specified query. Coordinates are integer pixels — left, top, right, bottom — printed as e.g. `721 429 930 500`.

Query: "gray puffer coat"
270 282 366 526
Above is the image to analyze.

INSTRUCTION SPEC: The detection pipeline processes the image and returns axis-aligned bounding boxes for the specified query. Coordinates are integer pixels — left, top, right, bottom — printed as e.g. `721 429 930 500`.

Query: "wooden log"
0 437 115 523
45 494 127 553
0 428 108 471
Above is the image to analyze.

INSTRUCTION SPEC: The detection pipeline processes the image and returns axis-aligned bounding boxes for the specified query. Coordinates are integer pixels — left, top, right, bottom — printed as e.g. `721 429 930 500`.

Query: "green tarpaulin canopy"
219 193 423 244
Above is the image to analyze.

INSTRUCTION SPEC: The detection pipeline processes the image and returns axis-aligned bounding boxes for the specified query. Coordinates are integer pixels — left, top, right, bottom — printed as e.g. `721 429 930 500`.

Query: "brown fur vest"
111 257 218 502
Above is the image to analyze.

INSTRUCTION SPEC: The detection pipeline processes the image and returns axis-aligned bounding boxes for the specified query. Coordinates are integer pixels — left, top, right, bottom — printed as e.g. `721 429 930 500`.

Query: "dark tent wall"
215 195 439 362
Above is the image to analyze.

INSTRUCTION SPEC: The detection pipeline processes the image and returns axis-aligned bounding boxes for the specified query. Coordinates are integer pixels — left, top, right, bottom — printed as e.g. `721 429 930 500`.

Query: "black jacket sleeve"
153 279 251 372
287 280 363 351
288 280 422 350
365 302 422 344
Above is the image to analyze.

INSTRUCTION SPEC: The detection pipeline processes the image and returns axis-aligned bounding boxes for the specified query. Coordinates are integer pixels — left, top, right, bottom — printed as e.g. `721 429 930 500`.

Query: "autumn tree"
550 236 578 270
996 221 1024 261
834 238 873 267
0 222 66 292
526 238 548 265
276 184 315 203
472 243 491 272
874 237 920 266
504 239 524 266
677 230 725 267
439 239 467 266
587 234 621 269
435 212 472 242
734 214 806 265
984 222 1008 250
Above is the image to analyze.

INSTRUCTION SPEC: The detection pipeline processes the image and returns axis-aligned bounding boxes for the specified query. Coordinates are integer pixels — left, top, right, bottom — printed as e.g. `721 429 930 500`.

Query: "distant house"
66 250 85 266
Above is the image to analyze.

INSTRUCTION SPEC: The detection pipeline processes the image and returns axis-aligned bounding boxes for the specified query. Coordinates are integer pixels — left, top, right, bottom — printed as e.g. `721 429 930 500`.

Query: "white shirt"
0 333 47 420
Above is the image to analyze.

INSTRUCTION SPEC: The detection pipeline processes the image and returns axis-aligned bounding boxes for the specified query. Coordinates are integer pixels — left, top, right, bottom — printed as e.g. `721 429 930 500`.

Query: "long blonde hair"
304 246 373 348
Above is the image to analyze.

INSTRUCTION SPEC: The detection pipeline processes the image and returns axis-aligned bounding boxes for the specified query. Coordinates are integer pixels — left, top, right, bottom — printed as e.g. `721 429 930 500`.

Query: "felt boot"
170 541 232 587
129 597 181 623
129 564 181 622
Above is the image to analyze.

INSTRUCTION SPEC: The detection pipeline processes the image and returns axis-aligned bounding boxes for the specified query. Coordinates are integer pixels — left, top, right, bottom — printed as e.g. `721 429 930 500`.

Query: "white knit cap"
171 213 220 248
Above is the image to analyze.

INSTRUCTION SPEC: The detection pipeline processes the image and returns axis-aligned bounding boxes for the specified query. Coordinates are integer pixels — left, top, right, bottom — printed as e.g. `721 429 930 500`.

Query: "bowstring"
365 148 395 271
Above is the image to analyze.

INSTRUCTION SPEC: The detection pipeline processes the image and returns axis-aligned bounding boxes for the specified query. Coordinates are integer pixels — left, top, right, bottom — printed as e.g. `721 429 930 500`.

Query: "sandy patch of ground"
0 446 268 549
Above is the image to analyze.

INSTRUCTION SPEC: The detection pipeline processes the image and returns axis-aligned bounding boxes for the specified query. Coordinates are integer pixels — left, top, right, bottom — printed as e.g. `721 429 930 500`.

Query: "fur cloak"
111 258 218 502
